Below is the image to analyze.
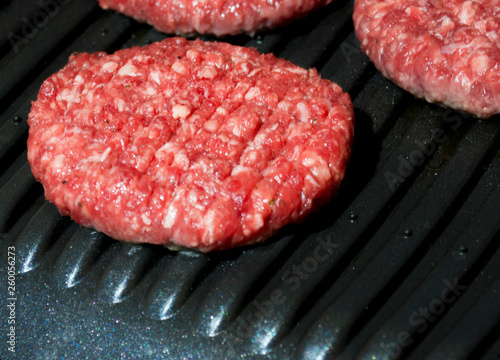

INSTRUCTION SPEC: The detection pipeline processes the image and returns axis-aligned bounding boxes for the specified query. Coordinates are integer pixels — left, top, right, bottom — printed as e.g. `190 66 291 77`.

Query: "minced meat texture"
353 0 500 118
27 37 354 252
97 0 334 37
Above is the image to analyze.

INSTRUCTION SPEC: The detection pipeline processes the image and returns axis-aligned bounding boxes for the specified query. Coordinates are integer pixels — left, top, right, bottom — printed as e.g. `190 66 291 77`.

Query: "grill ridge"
53 228 109 288
144 251 209 320
193 234 298 337
96 243 155 304
0 162 40 233
15 202 74 274
341 150 500 359
408 228 500 359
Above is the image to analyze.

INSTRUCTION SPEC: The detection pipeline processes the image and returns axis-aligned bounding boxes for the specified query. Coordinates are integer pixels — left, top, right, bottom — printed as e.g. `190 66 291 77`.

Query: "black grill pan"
1 0 500 359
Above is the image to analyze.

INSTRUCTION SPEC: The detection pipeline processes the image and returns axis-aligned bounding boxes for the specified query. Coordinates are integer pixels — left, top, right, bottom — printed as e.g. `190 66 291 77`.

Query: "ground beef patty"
97 0 333 36
27 37 354 252
353 0 500 118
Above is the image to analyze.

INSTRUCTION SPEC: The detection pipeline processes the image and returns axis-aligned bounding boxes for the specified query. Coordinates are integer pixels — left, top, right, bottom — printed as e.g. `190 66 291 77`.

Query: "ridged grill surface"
1 0 499 359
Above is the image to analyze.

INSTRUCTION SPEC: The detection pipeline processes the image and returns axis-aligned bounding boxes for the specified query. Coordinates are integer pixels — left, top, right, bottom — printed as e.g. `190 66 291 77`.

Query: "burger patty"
97 0 333 36
353 0 500 118
27 37 354 252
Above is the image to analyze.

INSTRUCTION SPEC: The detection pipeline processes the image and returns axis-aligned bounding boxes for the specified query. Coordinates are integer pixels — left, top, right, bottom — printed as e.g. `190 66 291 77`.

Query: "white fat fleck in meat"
172 151 190 170
117 61 139 76
186 49 201 61
457 1 476 25
162 202 178 229
470 53 490 75
205 53 224 68
177 122 198 140
296 102 310 122
102 61 119 73
286 67 308 75
172 104 191 119
245 87 261 101
441 37 484 55
141 214 152 226
485 31 498 44
155 142 177 159
398 72 410 84
40 124 63 146
73 74 84 85
301 153 331 184
240 61 250 73
437 15 455 34
226 120 243 138
148 71 161 85
188 189 204 210
231 165 251 176
253 128 272 146
201 209 217 243
50 154 66 169
213 131 227 144
172 60 189 75
242 148 259 163
304 173 321 189
441 42 464 55
133 55 145 62
277 100 292 112
145 86 157 96
115 98 126 112
214 106 228 115
198 66 218 79
229 139 241 147
85 89 94 103
288 122 313 141
204 120 219 133
245 213 264 234
456 72 472 92
289 145 302 162
248 68 262 77
57 87 80 103
99 147 112 162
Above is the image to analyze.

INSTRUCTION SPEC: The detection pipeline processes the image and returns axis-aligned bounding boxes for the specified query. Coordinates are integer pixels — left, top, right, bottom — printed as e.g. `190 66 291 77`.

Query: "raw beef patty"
97 0 334 36
353 0 500 118
27 37 354 252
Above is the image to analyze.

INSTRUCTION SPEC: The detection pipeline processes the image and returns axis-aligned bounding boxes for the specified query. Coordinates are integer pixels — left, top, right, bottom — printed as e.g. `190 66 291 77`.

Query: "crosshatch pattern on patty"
27 37 354 252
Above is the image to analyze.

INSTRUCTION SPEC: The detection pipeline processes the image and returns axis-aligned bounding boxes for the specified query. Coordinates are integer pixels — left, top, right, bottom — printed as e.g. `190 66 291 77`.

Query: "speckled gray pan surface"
1 0 500 359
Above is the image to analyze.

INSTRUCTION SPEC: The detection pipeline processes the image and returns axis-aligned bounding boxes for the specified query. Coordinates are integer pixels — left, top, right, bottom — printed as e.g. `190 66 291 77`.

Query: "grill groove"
53 228 109 288
144 252 209 320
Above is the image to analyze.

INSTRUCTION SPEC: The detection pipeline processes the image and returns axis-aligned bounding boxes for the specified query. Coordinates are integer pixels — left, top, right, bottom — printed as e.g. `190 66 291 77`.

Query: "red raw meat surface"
27 37 354 252
98 0 334 36
354 0 500 118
